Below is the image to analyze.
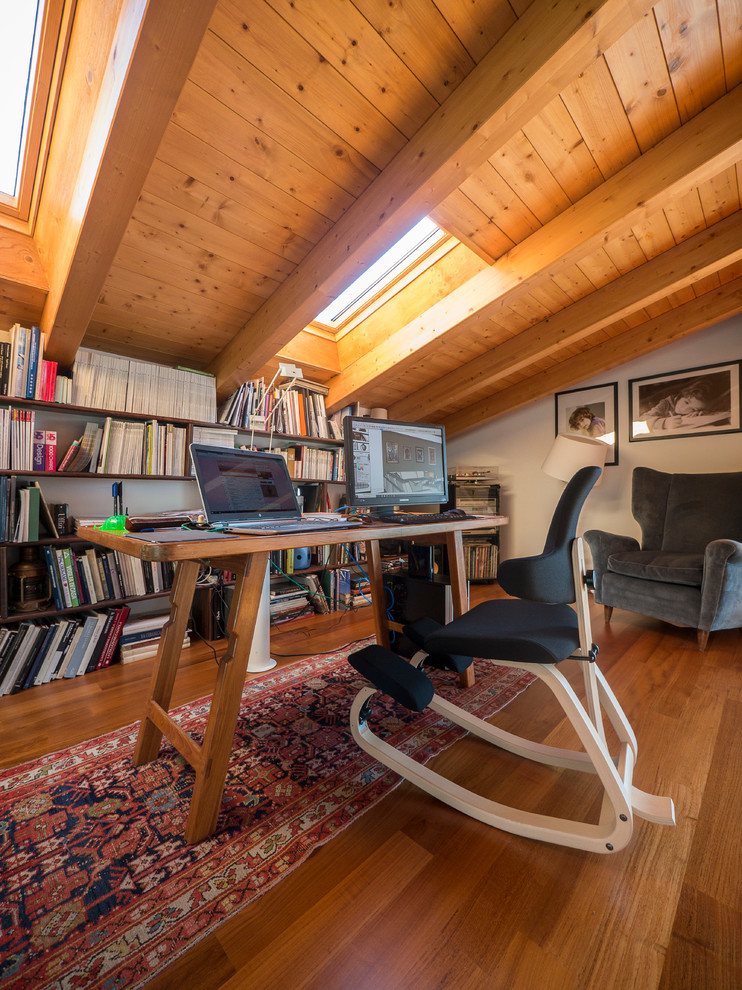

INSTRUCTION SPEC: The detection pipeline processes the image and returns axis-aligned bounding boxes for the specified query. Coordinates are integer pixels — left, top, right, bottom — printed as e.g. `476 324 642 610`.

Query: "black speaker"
382 575 458 657
407 542 448 580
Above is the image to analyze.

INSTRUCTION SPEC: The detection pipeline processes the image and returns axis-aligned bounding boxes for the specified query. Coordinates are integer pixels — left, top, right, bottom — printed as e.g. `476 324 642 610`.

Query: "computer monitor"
343 415 448 517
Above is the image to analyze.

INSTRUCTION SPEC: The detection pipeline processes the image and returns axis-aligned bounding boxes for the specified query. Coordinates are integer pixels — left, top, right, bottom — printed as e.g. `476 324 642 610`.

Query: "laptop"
189 443 362 535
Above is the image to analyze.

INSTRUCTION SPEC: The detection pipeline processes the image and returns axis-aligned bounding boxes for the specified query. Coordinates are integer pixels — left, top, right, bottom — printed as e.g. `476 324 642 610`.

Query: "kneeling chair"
348 467 675 854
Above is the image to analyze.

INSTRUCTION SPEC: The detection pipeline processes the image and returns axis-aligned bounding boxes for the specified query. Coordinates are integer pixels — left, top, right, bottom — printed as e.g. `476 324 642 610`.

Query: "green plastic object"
98 515 128 531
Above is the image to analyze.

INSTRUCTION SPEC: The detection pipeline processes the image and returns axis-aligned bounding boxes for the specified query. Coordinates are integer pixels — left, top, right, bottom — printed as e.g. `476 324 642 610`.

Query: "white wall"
447 316 742 561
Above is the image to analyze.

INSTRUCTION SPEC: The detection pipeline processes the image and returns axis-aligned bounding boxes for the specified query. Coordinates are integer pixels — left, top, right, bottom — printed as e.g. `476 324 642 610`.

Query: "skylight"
0 2 44 198
314 217 443 328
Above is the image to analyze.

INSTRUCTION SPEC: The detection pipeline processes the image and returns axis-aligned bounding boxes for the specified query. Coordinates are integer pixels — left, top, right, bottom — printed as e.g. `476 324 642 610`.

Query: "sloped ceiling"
1 0 741 435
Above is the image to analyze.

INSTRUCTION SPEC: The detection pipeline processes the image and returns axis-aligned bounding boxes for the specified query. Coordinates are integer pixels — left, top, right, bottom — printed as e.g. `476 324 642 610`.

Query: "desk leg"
366 539 390 648
185 551 268 844
446 531 475 688
134 559 200 766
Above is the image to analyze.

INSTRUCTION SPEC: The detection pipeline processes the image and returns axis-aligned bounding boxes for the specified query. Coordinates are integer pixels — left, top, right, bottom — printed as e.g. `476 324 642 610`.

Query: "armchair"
585 468 742 649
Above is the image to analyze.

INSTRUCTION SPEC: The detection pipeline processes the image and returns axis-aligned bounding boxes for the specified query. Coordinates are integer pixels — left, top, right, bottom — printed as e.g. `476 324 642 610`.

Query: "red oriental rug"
0 639 534 990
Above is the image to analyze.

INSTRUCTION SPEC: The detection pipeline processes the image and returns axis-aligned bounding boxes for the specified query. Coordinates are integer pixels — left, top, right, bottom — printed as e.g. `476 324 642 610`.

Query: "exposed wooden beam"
442 277 742 435
0 227 48 298
327 84 742 411
208 0 656 399
37 0 219 368
389 209 742 421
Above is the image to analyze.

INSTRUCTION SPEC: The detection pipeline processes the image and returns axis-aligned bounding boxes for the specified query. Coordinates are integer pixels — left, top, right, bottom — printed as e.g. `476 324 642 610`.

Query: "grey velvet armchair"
585 468 742 650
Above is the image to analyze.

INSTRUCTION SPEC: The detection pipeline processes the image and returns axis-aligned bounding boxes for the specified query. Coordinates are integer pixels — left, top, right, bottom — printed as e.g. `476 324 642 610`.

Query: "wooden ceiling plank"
697 167 742 225
192 32 380 195
100 268 250 329
38 0 220 368
328 85 742 410
521 99 604 202
431 0 518 64
492 131 573 224
145 160 316 266
719 0 742 88
431 190 515 263
560 57 640 179
352 0 476 103
133 192 296 283
655 0 726 122
460 164 540 246
111 242 268 315
211 0 408 169
442 275 742 434
207 0 658 397
172 80 355 222
603 12 681 152
387 209 742 420
120 219 282 301
264 0 440 138
157 124 333 245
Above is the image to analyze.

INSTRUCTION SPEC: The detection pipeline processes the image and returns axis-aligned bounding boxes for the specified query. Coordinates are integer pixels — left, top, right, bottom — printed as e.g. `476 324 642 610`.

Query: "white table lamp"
542 433 608 483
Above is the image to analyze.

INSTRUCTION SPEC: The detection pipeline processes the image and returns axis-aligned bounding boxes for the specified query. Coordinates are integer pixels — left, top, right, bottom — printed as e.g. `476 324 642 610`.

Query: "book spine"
44 431 57 471
25 326 40 399
60 548 80 607
32 430 46 470
43 546 65 610
96 606 130 668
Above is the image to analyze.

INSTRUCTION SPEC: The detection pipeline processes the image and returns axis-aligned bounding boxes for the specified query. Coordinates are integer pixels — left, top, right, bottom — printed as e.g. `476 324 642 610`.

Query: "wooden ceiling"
2 0 742 435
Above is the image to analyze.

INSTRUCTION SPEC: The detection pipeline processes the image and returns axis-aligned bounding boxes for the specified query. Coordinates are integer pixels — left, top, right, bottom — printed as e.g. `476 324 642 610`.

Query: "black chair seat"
424 599 581 664
403 617 473 673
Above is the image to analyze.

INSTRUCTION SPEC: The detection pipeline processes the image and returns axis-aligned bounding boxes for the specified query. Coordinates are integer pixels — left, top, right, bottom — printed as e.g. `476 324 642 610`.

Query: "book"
31 481 59 537
44 431 57 471
43 545 65 610
119 635 189 663
63 613 103 678
54 621 86 678
60 547 81 606
54 548 74 607
84 548 105 600
39 619 80 683
33 621 68 685
84 608 117 672
25 326 42 399
15 623 57 692
0 622 37 695
96 606 131 668
32 429 46 470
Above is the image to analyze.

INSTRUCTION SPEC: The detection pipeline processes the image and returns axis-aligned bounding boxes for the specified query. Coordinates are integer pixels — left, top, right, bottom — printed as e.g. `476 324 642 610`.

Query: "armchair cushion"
606 550 704 587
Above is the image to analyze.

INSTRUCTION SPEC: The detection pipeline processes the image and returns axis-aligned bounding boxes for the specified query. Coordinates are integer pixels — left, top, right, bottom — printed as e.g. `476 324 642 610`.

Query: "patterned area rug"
0 640 534 990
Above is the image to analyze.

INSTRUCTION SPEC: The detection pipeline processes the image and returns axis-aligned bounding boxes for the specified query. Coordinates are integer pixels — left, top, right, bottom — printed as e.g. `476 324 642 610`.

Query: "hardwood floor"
2 588 740 989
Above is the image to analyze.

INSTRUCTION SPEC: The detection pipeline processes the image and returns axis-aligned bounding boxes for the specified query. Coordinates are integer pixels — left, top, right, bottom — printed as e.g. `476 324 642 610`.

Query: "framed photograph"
554 382 618 465
415 447 424 463
402 445 412 461
629 361 741 442
428 446 437 465
385 441 398 463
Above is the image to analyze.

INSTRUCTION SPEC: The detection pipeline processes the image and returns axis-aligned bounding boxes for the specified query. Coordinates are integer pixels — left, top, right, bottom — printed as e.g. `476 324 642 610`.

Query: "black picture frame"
554 382 618 466
628 361 742 441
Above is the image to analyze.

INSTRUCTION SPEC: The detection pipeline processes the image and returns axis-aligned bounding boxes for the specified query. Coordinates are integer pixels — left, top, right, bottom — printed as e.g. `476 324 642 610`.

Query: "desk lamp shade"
542 433 607 484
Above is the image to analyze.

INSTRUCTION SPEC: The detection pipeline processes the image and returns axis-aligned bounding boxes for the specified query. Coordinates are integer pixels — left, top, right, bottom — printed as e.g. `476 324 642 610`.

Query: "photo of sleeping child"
630 362 741 441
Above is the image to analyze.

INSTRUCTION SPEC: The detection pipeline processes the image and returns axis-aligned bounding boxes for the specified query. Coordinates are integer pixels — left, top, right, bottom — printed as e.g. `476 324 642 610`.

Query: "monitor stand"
246 561 277 672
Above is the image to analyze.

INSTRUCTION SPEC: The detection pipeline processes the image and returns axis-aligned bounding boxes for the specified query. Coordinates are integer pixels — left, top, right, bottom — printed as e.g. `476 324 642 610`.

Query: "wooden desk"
78 516 506 843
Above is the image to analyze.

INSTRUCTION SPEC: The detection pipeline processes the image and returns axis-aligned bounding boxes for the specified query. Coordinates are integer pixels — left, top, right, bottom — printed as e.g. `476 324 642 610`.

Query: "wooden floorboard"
1 588 740 989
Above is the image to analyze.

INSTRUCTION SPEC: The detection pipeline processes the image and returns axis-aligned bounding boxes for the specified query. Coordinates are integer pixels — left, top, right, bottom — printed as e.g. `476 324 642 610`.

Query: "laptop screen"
190 444 301 525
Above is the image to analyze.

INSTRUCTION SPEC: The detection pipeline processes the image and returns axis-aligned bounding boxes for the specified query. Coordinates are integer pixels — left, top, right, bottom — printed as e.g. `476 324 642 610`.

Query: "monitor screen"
343 416 448 515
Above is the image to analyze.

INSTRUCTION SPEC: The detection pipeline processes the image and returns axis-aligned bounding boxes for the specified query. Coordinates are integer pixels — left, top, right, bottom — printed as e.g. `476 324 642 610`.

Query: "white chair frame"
349 539 675 854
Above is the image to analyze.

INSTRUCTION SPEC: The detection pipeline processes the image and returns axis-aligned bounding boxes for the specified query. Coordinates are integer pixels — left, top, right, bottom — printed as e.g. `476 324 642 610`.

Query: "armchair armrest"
584 530 640 602
699 539 742 631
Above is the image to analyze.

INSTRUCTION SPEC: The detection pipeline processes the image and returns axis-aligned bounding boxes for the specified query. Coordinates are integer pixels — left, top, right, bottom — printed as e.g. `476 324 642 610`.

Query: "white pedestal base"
246 563 277 672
